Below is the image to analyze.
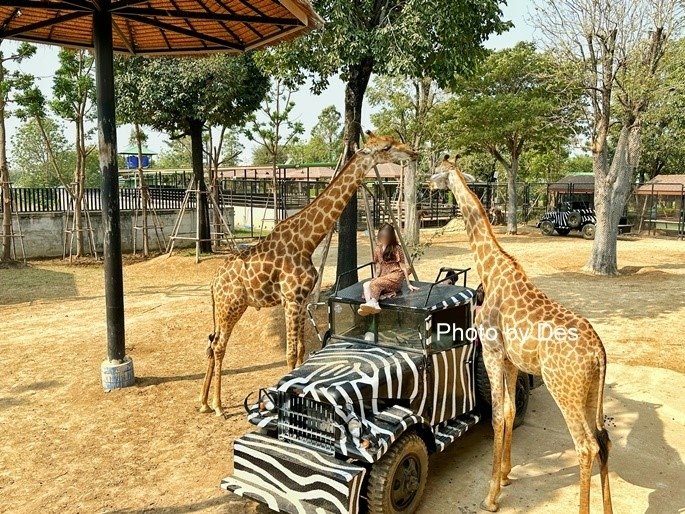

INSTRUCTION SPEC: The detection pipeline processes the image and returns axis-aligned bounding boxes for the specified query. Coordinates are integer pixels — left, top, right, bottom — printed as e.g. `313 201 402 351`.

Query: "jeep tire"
367 432 428 514
476 352 530 429
582 223 596 240
567 211 582 228
539 220 555 236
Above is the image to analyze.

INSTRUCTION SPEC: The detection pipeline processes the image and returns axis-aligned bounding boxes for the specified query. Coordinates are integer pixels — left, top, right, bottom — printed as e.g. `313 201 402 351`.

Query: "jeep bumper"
221 432 367 514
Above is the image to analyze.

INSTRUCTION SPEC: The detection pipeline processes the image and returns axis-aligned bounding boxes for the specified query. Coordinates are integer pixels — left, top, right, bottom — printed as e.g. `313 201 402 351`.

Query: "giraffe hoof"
213 407 224 417
501 477 512 487
199 404 213 414
480 501 499 512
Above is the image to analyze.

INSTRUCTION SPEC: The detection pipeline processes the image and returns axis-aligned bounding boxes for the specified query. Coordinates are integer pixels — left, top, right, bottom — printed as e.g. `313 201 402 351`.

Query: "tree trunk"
336 58 373 288
134 123 149 257
506 156 518 235
189 119 212 253
0 63 12 261
403 159 419 245
585 121 639 275
74 119 85 257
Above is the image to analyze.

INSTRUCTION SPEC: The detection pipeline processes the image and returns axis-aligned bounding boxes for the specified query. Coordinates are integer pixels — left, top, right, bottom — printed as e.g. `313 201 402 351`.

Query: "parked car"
537 201 632 239
221 267 537 514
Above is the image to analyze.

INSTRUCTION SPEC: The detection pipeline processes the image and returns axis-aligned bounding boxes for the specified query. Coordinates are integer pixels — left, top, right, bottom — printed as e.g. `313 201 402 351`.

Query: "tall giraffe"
200 133 418 416
430 156 612 514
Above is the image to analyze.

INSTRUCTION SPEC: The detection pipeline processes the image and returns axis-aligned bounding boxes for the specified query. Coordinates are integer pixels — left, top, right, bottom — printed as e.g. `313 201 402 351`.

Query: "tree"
245 78 304 223
637 38 685 180
440 42 582 234
10 117 101 187
205 126 243 247
15 49 97 258
51 49 97 257
154 138 192 169
1 41 35 261
287 106 342 164
534 0 682 274
115 53 268 253
257 0 510 285
309 105 342 162
368 76 446 245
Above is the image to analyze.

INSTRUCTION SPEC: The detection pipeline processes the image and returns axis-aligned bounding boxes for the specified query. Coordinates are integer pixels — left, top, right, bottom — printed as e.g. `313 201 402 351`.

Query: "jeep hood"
276 340 424 409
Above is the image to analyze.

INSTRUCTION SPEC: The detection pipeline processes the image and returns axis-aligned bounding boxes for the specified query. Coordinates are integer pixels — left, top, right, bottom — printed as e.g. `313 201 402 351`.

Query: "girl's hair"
378 223 399 262
475 283 485 306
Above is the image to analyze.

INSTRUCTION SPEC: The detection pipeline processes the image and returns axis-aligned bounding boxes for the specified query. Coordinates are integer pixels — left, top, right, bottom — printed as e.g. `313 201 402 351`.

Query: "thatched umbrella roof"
0 0 322 55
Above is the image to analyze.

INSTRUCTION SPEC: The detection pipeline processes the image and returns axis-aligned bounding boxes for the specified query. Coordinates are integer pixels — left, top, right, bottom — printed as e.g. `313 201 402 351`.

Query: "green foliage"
154 138 192 169
288 105 342 163
115 53 269 136
562 155 593 177
10 118 100 187
1 42 36 109
441 42 582 164
638 38 685 179
257 0 511 91
50 49 95 124
245 79 304 167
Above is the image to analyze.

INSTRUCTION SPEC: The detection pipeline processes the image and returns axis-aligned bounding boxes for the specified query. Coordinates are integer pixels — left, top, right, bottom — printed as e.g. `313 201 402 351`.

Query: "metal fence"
5 178 683 237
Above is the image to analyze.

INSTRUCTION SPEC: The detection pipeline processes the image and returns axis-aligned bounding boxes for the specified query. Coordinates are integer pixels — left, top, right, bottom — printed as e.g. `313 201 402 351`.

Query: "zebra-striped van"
221 267 533 514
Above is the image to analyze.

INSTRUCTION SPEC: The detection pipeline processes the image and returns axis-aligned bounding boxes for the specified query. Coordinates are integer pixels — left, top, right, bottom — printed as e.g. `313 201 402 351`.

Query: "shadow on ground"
0 267 78 305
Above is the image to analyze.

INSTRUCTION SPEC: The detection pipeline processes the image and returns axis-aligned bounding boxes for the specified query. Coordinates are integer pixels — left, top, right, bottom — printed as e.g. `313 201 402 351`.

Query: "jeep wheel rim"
391 454 421 510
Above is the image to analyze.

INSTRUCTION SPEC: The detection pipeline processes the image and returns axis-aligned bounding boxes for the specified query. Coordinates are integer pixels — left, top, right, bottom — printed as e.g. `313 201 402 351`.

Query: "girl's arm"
397 247 419 291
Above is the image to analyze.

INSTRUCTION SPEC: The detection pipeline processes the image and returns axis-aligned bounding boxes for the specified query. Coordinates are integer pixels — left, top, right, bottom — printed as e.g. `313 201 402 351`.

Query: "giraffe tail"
594 349 611 467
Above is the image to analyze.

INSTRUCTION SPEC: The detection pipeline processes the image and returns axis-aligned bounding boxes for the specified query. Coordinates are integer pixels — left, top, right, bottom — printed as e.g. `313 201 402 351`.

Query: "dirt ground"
1 226 683 514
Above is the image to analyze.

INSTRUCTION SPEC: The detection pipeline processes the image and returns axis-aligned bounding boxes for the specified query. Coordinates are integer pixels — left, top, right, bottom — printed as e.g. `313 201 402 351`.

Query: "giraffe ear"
360 147 372 154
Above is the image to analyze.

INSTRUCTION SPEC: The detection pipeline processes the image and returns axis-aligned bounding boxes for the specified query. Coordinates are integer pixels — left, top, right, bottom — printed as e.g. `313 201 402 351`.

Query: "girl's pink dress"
369 243 405 298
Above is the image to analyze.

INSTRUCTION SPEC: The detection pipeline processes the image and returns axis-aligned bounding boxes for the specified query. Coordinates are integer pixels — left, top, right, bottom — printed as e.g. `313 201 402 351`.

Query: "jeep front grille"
278 395 337 455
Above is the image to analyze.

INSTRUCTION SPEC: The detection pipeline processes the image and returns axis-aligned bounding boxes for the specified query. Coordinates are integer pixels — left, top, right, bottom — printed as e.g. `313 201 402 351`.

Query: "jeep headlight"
347 418 363 438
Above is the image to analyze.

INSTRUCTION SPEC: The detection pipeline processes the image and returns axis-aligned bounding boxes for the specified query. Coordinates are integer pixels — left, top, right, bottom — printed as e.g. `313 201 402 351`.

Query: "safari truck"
221 267 534 514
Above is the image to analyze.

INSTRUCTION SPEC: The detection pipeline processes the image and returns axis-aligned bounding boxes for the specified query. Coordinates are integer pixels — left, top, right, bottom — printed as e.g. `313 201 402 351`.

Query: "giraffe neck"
273 151 376 255
446 166 513 285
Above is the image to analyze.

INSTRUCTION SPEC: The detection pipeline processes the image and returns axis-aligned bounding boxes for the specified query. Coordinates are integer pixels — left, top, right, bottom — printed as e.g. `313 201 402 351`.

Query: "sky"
3 0 533 166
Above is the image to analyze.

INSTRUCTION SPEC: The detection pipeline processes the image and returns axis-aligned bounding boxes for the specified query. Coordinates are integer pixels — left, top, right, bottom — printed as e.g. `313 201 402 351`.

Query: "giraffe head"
429 154 475 190
360 131 418 163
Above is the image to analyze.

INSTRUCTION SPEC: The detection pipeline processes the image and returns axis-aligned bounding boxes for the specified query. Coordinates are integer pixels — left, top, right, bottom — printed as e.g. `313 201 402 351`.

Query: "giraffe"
430 156 613 514
199 132 418 416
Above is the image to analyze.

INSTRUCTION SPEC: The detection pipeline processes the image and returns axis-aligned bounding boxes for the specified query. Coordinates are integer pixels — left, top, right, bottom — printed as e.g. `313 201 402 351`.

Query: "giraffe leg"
481 351 506 512
284 300 306 370
500 361 519 487
205 301 246 417
199 338 215 413
546 373 597 514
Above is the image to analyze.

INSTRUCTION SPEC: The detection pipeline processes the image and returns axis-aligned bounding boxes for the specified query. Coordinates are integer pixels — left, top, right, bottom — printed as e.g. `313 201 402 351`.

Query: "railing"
3 186 192 213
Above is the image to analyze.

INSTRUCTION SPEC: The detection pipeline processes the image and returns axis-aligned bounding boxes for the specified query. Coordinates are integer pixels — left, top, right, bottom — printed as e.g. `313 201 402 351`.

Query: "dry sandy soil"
1 226 684 514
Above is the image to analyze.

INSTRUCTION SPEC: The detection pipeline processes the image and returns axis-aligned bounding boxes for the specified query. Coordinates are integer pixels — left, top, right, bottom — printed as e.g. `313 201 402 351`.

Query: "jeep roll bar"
423 267 471 307
334 262 375 294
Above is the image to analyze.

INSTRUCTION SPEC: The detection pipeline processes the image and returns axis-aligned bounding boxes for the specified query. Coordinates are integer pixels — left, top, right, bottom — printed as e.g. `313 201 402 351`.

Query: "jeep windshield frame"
329 299 427 353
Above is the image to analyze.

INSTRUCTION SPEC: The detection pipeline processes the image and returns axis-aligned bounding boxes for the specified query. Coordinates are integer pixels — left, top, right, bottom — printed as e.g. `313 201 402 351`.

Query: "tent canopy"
636 174 685 196
0 0 322 55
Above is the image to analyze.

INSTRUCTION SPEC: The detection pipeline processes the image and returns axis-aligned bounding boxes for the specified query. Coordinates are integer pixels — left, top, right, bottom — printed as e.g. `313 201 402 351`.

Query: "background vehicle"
538 201 632 239
221 267 536 514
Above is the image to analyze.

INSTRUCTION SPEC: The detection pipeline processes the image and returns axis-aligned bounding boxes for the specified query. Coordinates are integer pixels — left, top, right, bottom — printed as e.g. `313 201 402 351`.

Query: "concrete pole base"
101 356 135 391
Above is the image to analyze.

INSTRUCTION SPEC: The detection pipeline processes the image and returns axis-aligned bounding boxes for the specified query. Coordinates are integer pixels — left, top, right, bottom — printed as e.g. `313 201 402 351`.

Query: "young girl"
358 224 418 316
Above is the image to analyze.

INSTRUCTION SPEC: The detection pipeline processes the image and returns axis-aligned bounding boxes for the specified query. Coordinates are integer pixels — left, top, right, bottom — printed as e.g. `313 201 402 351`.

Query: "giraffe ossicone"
430 155 613 514
199 133 418 417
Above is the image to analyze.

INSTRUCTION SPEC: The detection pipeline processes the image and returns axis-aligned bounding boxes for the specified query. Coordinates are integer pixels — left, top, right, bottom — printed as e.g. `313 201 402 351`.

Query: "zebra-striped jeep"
221 267 532 514
537 201 632 239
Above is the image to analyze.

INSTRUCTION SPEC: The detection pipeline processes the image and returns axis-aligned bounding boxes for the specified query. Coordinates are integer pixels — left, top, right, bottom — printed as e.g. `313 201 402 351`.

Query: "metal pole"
93 2 133 389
